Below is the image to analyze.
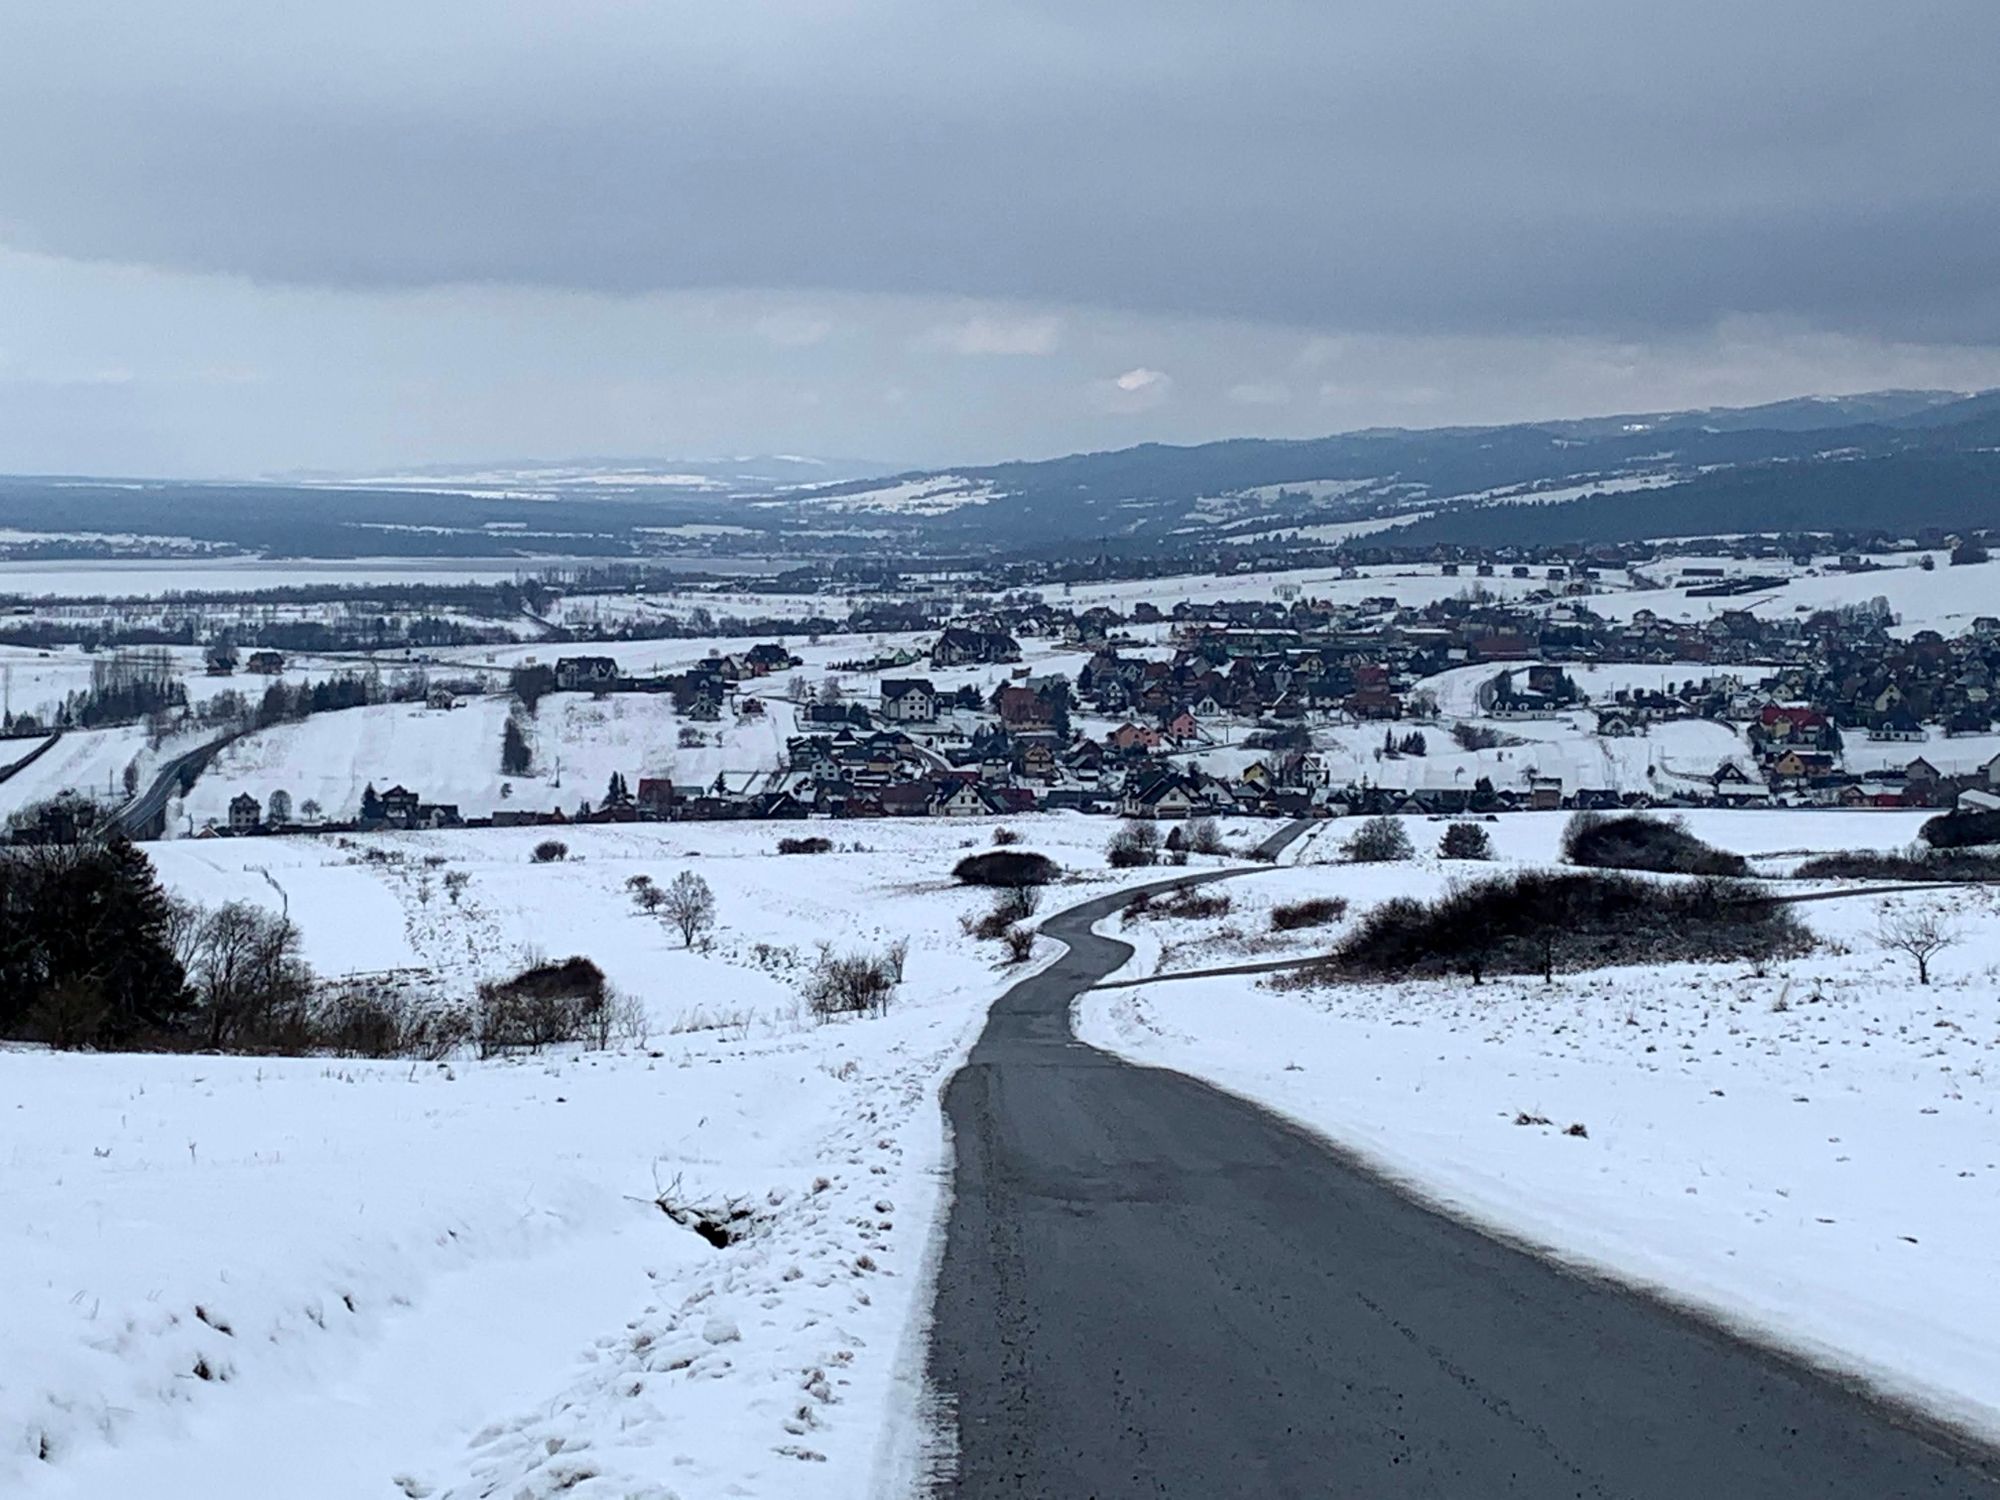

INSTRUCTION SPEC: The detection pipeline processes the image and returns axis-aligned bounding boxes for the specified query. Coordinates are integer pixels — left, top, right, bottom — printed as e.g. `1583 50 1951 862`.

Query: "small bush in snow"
1560 811 1746 877
627 873 667 913
1343 816 1412 863
969 884 1041 941
800 943 901 1020
777 836 834 855
954 850 1060 887
991 826 1022 846
1124 886 1232 922
1001 925 1036 964
1106 820 1162 868
531 839 569 864
1270 896 1349 931
1920 808 2000 849
476 955 607 1055
1185 817 1227 855
1439 823 1493 860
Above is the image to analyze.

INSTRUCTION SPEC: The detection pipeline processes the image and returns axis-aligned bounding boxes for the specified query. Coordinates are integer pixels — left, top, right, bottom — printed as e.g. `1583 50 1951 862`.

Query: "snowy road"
922 856 2000 1497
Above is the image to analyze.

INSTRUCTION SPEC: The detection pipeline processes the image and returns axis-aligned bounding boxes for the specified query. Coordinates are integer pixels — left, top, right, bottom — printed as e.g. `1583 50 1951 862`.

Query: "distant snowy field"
2 815 1273 1498
173 692 802 827
1081 810 2000 1443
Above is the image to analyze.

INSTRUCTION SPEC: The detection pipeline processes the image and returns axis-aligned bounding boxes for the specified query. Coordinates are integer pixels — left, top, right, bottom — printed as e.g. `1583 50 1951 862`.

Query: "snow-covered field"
1080 810 2000 1441
175 692 802 828
4 815 1276 1496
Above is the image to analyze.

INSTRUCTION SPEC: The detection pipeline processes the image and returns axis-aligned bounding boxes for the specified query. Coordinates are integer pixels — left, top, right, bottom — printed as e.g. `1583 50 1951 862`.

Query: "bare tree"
185 901 313 1049
661 870 717 947
1875 902 1960 986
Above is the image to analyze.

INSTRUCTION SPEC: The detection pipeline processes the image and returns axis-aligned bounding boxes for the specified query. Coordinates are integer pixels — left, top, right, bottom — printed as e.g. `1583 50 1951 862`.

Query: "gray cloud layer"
6 1 1997 341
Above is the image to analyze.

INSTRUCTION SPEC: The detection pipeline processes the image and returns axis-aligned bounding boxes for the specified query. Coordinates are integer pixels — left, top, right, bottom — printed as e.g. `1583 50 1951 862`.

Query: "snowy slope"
10 815 1220 1497
173 693 799 828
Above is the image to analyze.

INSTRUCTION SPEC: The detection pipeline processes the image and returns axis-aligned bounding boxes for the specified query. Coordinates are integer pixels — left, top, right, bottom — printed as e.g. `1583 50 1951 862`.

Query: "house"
379 785 421 828
1017 741 1058 780
1527 776 1563 812
227 792 261 832
931 780 991 817
990 684 1053 729
931 626 1020 669
245 650 286 675
1868 708 1925 743
879 678 937 723
1122 769 1196 819
426 685 458 710
1595 711 1635 738
743 642 798 676
636 777 676 817
554 656 619 692
1107 722 1161 754
416 802 463 829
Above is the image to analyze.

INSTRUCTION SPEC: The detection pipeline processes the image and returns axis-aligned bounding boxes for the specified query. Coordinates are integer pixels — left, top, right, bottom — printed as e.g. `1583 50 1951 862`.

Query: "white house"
880 678 938 723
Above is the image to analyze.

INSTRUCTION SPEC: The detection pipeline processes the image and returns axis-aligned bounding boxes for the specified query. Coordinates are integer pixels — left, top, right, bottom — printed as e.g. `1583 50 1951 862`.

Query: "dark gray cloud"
4 0 1997 341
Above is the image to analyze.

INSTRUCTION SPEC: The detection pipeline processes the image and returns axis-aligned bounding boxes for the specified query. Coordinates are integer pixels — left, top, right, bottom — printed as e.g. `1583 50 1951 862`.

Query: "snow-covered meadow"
1080 810 2000 1441
3 814 1269 1497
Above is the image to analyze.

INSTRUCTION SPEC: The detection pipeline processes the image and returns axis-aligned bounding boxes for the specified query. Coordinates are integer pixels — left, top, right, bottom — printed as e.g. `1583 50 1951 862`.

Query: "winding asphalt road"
925 825 2000 1498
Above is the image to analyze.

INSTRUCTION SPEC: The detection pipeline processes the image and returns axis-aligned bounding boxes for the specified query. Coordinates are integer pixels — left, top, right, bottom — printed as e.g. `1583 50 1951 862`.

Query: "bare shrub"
1311 870 1808 986
651 1170 759 1248
991 826 1022 846
777 836 834 855
476 955 607 1055
1125 886 1232 922
1874 902 1960 985
1107 820 1162 868
531 839 569 864
1271 896 1349 931
967 884 1041 941
626 873 667 913
184 901 315 1051
1185 817 1226 855
317 981 473 1060
1795 848 2000 883
800 943 902 1020
1001 925 1036 964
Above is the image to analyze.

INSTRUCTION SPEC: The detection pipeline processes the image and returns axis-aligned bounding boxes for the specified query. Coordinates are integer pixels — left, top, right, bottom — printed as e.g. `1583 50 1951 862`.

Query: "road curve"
924 851 2000 1497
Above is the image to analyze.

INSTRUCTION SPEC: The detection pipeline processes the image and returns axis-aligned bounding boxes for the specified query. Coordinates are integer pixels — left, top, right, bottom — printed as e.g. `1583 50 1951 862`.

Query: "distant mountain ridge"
2 390 1997 561
757 387 2000 549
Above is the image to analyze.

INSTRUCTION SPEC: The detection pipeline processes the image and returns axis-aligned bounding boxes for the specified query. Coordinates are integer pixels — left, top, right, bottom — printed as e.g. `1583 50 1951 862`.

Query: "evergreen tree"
501 716 533 776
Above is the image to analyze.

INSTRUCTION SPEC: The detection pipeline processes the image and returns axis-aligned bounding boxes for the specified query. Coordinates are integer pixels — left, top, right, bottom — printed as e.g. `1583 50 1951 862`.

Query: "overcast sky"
3 0 1998 477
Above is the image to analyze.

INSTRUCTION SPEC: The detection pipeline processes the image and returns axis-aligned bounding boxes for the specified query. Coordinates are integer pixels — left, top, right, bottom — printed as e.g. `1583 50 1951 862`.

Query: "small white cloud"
920 314 1064 356
1227 381 1291 406
1093 366 1173 413
752 312 835 348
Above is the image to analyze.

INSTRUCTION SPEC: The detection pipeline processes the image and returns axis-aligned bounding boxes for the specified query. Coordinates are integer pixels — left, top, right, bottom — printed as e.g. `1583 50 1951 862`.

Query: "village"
184 568 2000 838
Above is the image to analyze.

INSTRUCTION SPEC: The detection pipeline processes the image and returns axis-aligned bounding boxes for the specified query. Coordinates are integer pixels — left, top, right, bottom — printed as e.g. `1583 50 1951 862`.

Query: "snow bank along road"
923 860 2000 1496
